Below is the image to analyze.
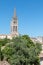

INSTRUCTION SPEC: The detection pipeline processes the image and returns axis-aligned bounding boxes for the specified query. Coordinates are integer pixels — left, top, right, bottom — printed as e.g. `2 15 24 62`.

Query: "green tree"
0 37 11 61
0 37 10 46
0 44 4 61
2 35 42 65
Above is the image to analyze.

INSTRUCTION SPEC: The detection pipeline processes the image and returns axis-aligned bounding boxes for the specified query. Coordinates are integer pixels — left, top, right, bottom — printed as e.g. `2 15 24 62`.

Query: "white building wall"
0 35 6 39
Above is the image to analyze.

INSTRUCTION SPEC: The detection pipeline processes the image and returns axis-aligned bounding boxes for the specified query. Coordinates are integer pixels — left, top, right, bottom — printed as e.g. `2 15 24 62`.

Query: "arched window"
13 26 17 32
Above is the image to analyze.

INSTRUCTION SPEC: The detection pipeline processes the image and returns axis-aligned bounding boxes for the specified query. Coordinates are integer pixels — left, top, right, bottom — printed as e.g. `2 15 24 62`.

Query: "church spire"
14 8 17 18
11 8 18 35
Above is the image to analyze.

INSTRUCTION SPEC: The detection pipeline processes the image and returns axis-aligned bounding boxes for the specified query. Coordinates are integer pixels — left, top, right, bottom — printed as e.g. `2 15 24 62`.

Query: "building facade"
0 9 19 39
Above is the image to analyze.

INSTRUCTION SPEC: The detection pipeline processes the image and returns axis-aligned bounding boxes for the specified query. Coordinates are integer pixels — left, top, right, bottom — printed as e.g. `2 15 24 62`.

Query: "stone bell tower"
11 8 18 37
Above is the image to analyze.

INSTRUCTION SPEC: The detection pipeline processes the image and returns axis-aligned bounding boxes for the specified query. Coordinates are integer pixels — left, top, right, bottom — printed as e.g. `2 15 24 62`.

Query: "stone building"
0 8 19 39
10 8 18 37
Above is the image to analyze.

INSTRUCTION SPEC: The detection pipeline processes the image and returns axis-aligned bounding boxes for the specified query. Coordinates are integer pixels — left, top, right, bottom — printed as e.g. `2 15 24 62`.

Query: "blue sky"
0 0 43 37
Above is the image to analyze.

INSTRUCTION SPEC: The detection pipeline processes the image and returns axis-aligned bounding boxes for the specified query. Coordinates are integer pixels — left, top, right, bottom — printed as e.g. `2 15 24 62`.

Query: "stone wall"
0 61 10 65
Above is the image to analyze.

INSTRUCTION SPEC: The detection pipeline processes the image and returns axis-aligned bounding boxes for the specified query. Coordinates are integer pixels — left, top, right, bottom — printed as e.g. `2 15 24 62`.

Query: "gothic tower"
11 8 18 36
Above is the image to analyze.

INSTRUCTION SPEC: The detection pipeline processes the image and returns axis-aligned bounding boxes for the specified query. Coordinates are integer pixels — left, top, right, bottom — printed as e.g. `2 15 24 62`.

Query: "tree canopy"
1 35 42 65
